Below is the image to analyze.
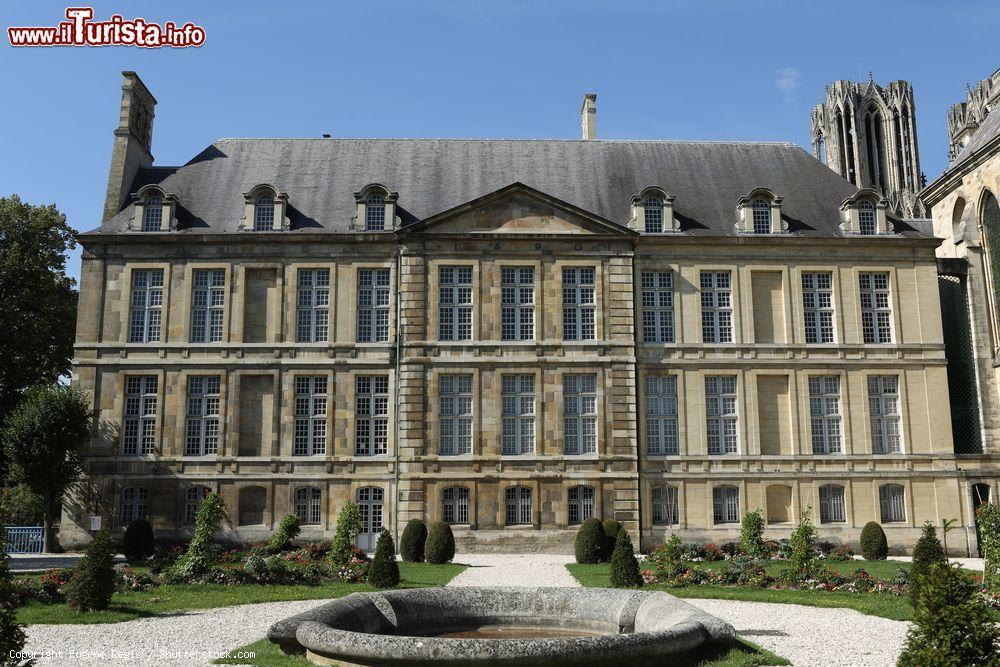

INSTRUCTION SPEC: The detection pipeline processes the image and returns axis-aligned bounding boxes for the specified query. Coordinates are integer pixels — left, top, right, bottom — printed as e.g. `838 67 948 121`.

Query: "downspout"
393 245 402 547
630 241 644 551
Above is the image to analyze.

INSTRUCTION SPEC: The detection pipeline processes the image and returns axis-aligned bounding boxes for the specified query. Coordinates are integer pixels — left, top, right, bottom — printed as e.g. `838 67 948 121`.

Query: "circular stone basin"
267 587 736 666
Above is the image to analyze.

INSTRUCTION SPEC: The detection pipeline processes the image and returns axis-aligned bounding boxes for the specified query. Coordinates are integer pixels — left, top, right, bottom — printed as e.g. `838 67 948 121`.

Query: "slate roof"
90 138 923 238
953 109 1000 166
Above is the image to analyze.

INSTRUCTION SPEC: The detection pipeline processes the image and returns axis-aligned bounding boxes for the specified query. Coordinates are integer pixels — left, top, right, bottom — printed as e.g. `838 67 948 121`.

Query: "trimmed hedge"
609 528 642 588
64 529 116 612
400 519 427 563
367 528 401 588
602 519 622 561
425 521 456 564
860 521 888 560
121 518 155 561
574 518 605 564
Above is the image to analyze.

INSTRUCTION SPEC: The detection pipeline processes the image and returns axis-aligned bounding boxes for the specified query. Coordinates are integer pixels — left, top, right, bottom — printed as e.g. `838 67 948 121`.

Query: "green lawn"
694 558 912 580
216 637 789 667
16 562 465 625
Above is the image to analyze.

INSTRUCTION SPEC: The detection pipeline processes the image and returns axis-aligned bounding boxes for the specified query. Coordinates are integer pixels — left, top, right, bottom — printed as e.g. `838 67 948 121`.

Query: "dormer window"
752 199 771 234
242 185 288 231
840 190 891 236
736 189 784 234
353 185 398 231
643 198 663 233
858 201 876 235
365 193 386 231
631 188 678 233
142 196 163 231
131 186 174 232
254 193 275 231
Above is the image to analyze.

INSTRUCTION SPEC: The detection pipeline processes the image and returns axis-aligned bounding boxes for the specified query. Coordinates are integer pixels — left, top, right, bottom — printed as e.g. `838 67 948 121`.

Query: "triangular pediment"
399 182 635 237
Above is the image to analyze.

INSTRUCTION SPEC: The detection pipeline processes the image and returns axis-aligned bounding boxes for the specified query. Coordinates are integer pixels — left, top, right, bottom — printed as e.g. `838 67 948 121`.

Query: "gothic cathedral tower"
811 76 924 218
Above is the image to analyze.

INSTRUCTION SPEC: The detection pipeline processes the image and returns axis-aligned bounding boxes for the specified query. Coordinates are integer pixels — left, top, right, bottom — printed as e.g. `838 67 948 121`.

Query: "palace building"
62 72 966 553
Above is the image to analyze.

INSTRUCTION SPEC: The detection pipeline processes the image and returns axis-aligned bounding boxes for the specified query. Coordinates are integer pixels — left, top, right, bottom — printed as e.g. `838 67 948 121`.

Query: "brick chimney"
581 93 597 140
102 71 156 223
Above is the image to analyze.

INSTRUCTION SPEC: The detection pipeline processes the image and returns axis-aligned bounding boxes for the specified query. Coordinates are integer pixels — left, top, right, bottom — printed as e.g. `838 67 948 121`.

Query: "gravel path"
447 553 581 588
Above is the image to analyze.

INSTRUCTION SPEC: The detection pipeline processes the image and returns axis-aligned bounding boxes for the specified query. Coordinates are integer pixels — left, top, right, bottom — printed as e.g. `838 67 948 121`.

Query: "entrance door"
356 487 384 552
973 483 991 558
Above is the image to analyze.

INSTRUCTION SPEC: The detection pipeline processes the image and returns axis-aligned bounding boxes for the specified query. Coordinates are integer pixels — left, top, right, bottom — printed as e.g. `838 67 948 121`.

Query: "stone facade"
60 73 978 554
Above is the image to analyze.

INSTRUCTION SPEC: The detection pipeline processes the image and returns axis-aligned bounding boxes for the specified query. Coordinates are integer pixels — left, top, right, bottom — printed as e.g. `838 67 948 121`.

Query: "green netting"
938 274 982 454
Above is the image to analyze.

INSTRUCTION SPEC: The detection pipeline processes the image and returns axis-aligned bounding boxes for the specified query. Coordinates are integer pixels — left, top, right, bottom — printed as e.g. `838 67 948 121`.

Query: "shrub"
789 507 818 572
169 493 226 581
739 508 765 558
647 534 684 580
330 500 362 570
720 541 741 558
602 519 622 561
860 521 888 560
121 519 155 561
0 531 27 666
64 529 116 612
267 514 301 554
425 521 456 564
400 519 427 563
367 529 401 588
574 518 606 564
609 528 642 588
898 563 1000 667
977 503 1000 594
910 521 947 603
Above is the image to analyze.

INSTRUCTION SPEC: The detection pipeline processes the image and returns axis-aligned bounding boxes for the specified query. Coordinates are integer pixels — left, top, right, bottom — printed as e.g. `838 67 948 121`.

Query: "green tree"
910 521 947 603
977 503 1000 594
0 530 29 666
789 507 818 572
367 528 401 588
399 519 427 563
898 563 1000 667
64 529 115 612
2 384 90 551
574 517 606 564
860 521 889 561
330 500 362 569
425 521 456 565
169 493 226 580
0 196 78 454
609 528 642 588
740 508 766 558
267 514 301 554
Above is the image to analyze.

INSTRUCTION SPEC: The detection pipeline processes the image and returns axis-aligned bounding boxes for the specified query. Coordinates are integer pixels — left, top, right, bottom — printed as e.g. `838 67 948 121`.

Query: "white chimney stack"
581 93 597 140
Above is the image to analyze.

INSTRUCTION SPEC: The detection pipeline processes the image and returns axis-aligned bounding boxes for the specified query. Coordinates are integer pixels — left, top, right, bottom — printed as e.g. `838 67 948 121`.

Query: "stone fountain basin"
267 587 736 666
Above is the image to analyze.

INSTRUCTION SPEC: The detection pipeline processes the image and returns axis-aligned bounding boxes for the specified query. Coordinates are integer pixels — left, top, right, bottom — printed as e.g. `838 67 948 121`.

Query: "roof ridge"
213 137 798 146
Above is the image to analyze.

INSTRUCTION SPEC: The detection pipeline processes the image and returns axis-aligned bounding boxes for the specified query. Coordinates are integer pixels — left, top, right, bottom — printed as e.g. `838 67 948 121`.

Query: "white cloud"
775 67 799 99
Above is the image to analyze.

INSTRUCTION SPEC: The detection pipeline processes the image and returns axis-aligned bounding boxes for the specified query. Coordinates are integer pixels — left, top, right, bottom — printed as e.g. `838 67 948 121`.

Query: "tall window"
868 375 901 454
644 198 663 233
185 376 220 456
253 193 275 231
355 376 388 456
641 271 674 343
752 198 771 234
293 376 327 455
129 269 164 343
567 486 596 525
645 376 678 455
365 193 386 231
564 374 597 455
505 486 532 525
190 269 225 343
705 376 738 455
142 197 163 231
809 376 841 454
700 271 732 343
296 269 330 343
357 268 390 343
439 374 473 455
123 376 157 455
879 484 906 523
982 193 1000 342
713 485 740 524
562 267 596 340
119 487 148 525
439 266 473 341
859 272 893 344
501 374 535 455
443 487 470 525
652 486 679 525
802 272 835 343
183 486 210 525
501 267 534 341
294 487 322 525
818 484 846 523
858 201 877 235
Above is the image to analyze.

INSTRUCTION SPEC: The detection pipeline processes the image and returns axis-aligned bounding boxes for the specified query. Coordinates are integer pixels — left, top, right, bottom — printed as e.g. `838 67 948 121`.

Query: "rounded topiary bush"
121 518 155 561
64 530 116 612
367 528 401 588
860 521 889 560
602 519 622 561
425 521 456 564
575 517 606 564
609 528 643 588
400 519 427 563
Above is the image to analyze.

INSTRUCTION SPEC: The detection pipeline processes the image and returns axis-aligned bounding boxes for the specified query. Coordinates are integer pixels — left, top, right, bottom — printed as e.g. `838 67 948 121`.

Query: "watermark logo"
8 7 205 48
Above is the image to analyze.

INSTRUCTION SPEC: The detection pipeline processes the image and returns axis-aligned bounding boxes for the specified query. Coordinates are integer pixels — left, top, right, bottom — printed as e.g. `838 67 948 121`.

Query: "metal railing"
3 526 44 554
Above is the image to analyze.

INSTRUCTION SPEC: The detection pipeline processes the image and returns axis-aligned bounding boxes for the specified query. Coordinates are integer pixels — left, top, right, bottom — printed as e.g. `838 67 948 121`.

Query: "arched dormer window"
242 185 288 231
736 189 783 234
353 185 398 232
131 186 175 232
840 189 891 236
631 188 677 233
143 196 163 231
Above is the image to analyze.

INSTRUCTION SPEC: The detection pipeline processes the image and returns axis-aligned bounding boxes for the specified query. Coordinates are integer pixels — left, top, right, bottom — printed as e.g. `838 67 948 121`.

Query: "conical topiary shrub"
910 522 946 602
64 529 116 612
609 528 642 588
121 518 155 561
367 528 401 588
425 521 456 564
602 519 622 562
574 517 606 564
400 519 427 563
860 521 888 560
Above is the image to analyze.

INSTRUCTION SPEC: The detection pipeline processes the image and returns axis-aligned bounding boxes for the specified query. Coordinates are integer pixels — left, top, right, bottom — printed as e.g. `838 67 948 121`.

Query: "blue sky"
1 1 997 282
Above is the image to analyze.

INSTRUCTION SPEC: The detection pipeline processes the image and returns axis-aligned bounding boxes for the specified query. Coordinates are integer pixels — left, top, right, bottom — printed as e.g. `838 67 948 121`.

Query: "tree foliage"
0 530 29 666
910 521 947 603
121 518 155 561
367 528 401 588
789 507 818 572
602 519 622 561
400 519 427 563
575 517 606 564
329 500 362 569
267 514 301 554
740 508 766 559
425 521 456 564
2 384 91 551
169 493 226 580
860 521 889 561
64 529 115 612
609 528 642 588
977 503 1000 594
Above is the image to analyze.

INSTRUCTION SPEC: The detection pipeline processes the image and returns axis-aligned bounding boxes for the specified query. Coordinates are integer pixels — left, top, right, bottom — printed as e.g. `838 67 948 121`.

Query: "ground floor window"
712 485 739 524
443 486 470 525
183 485 211 525
818 484 846 523
879 484 906 523
505 486 532 526
652 485 679 525
294 486 322 525
120 486 148 525
567 485 596 525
